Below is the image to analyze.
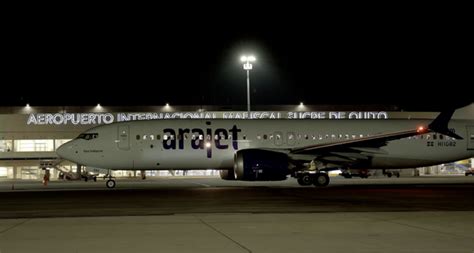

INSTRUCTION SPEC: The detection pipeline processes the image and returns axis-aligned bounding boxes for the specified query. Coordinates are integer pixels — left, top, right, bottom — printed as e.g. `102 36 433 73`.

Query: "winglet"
428 109 463 139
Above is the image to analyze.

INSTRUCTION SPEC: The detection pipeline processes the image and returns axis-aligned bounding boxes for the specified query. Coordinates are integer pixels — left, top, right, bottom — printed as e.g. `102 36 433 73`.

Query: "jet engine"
233 149 290 181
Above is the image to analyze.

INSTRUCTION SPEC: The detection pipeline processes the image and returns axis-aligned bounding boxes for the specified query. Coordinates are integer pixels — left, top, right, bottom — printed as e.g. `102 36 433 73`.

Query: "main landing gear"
296 172 330 187
383 169 400 178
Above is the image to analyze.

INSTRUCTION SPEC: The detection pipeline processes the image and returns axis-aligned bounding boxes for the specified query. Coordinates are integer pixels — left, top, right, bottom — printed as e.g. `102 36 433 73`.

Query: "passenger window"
439 135 444 140
136 135 140 140
143 135 147 140
433 134 437 140
163 135 168 140
156 134 161 140
150 135 154 140
263 134 268 140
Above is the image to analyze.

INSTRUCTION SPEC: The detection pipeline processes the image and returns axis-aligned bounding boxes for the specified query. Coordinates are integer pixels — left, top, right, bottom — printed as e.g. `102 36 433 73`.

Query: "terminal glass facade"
14 140 54 152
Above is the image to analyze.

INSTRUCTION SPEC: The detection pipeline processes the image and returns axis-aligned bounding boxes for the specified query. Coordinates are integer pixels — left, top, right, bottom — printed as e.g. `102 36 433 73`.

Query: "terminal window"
14 140 54 152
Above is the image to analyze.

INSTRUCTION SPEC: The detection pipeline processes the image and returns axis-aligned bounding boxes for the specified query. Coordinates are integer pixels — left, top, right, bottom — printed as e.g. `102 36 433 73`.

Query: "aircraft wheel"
84 177 88 182
93 176 97 182
387 173 392 178
313 173 330 187
297 174 313 186
106 179 116 189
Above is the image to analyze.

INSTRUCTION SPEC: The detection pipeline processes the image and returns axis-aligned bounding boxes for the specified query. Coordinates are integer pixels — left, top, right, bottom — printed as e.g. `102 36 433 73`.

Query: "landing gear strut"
296 172 330 187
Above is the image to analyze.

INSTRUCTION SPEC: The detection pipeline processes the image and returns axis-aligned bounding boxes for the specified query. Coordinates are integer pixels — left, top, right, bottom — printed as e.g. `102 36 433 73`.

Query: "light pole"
240 55 256 115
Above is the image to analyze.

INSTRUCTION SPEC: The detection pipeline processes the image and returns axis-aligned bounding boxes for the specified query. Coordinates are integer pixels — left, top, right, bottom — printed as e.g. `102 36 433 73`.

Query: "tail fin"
428 109 463 139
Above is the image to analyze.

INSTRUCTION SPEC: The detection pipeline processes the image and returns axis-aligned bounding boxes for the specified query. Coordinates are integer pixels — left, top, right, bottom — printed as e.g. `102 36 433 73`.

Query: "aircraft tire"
297 174 313 186
313 173 330 187
106 179 116 189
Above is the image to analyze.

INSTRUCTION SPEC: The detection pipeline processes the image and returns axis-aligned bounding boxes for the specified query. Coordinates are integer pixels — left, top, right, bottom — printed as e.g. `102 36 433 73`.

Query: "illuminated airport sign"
26 111 388 125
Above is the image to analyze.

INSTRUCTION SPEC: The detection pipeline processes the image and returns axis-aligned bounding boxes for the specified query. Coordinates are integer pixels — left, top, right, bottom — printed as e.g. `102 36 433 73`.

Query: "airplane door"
118 125 130 150
467 126 474 150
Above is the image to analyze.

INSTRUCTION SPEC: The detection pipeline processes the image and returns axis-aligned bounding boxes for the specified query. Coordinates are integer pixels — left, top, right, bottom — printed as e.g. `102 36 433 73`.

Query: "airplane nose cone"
56 144 67 159
56 141 75 161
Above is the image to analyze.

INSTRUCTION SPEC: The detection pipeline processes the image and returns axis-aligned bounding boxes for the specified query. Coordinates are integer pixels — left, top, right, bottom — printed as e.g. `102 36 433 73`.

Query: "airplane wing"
283 109 462 169
286 128 424 168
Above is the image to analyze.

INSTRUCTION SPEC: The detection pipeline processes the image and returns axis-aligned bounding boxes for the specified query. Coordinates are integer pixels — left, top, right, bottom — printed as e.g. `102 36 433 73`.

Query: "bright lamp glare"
299 102 304 106
248 56 256 62
165 103 170 107
240 56 248 62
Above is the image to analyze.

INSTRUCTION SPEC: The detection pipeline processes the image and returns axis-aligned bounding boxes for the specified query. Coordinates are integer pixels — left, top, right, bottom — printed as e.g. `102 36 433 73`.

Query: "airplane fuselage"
57 119 474 171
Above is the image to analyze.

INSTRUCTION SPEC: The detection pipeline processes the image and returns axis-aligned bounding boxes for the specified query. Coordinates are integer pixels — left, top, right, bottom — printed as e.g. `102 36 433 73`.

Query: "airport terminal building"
1 104 473 180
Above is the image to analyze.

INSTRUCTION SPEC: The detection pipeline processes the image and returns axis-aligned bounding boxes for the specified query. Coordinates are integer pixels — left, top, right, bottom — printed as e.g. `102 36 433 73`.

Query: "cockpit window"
77 133 99 140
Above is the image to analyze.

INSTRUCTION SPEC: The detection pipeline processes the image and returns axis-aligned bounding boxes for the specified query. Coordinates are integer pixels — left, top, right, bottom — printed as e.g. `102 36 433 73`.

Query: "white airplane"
56 108 474 188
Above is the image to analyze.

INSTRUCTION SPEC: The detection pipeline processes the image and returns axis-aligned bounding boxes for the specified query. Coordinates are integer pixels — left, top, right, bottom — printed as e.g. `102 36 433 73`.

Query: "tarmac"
0 176 473 252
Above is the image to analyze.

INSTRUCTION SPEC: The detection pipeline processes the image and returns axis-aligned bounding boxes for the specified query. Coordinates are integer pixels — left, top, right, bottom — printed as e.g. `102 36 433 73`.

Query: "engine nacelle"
234 149 290 181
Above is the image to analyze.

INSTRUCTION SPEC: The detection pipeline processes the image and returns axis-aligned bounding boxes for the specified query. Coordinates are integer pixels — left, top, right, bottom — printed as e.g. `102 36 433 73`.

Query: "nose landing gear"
106 179 116 188
104 170 116 189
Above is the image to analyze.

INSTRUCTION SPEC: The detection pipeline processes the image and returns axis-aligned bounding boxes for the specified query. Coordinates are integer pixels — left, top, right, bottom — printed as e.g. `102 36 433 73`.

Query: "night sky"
3 12 472 111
